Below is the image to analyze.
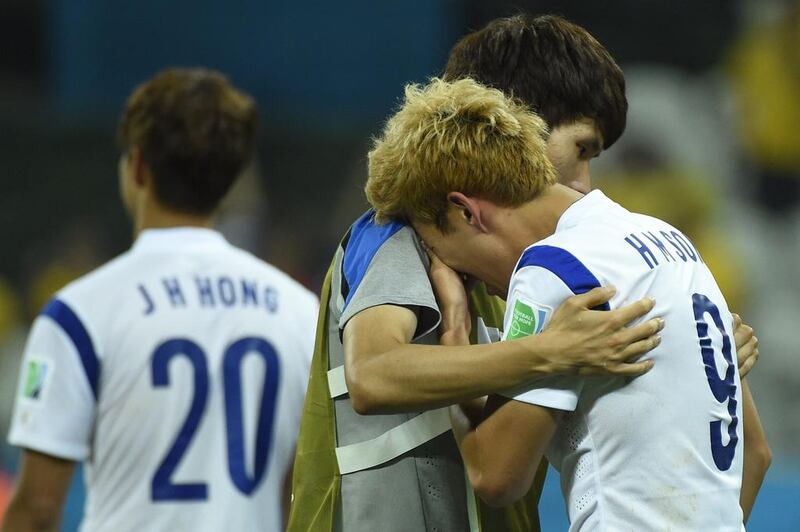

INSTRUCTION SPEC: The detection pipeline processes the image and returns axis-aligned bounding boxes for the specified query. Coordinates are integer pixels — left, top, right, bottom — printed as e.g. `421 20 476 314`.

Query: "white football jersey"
502 191 744 531
8 228 318 532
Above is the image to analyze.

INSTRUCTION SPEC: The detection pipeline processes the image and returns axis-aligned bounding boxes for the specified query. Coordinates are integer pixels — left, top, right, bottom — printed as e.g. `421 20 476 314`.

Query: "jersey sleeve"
500 262 586 412
338 226 440 340
7 299 98 461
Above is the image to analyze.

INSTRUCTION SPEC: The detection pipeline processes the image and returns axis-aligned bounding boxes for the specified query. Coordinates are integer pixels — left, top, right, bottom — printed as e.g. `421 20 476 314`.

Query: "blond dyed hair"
366 77 556 230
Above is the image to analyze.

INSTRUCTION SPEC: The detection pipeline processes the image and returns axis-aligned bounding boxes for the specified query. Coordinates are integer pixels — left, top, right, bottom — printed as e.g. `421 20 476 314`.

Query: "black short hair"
444 14 627 148
118 68 257 215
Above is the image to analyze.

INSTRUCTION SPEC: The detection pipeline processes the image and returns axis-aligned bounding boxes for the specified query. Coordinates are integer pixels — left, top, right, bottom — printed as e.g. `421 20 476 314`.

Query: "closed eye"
577 140 602 160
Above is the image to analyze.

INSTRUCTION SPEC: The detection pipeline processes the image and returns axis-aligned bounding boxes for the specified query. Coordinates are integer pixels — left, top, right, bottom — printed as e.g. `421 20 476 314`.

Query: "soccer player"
366 76 765 530
289 14 764 532
442 14 768 523
3 69 318 532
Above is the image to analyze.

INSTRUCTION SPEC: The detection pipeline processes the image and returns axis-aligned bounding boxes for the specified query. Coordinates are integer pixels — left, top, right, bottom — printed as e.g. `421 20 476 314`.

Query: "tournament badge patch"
507 295 551 340
21 358 53 402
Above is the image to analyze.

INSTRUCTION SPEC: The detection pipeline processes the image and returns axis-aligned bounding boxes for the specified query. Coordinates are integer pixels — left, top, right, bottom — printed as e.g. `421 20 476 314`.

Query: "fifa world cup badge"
507 296 550 340
21 357 53 403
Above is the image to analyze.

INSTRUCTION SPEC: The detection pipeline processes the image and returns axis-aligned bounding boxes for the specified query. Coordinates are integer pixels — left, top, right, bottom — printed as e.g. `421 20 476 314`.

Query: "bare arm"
450 395 559 507
740 379 771 522
730 313 770 521
2 450 75 532
343 286 661 414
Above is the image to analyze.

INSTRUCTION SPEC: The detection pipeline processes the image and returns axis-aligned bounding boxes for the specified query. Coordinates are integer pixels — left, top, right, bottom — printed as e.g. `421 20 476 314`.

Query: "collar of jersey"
132 227 229 253
554 189 614 233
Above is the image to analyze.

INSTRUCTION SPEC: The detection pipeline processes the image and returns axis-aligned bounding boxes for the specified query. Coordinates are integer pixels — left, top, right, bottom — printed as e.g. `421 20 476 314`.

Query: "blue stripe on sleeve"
515 245 610 311
41 298 100 400
342 210 405 309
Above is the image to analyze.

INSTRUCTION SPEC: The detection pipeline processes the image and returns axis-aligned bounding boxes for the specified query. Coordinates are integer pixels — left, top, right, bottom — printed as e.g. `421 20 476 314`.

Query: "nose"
568 163 591 193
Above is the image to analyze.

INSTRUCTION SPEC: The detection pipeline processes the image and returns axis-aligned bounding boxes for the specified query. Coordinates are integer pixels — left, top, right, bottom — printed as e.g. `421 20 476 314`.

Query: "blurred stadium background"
0 0 798 529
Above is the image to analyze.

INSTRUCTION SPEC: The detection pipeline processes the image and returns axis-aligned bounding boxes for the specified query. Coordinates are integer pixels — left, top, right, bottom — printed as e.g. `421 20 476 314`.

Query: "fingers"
568 286 617 310
615 317 665 345
603 359 656 377
577 356 655 377
735 328 756 361
585 316 661 378
738 336 759 378
608 296 656 326
427 249 443 268
428 251 457 281
421 241 444 270
739 354 757 378
579 333 661 377
428 251 460 279
732 320 754 352
730 313 759 377
618 331 662 359
605 320 664 375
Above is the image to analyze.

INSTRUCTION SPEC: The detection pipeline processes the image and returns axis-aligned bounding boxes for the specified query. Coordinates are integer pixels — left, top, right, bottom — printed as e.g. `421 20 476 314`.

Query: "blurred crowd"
1 0 799 527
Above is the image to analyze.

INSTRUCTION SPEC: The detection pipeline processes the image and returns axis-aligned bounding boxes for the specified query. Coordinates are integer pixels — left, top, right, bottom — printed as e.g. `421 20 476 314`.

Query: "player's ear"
129 146 149 188
447 192 488 232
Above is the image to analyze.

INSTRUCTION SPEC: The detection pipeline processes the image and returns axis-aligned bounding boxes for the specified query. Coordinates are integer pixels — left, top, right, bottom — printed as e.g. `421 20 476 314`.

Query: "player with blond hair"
366 76 765 530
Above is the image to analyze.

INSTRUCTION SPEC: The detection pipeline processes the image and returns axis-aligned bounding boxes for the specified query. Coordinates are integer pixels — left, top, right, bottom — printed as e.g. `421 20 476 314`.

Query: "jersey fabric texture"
502 191 744 531
288 210 545 532
8 228 318 532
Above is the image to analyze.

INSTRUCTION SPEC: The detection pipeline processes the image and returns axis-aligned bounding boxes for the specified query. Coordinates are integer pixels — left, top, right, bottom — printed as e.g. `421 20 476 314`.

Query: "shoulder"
335 211 439 333
226 246 319 314
342 211 421 280
512 240 608 309
52 250 137 315
515 240 600 290
340 210 428 304
32 258 131 397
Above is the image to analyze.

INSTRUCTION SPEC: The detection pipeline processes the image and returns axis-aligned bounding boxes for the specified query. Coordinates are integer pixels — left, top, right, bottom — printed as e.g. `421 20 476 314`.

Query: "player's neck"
502 184 584 254
133 201 213 238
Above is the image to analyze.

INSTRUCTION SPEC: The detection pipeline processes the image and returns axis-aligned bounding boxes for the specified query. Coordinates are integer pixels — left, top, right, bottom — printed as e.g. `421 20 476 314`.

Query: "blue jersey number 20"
692 293 739 471
151 337 280 501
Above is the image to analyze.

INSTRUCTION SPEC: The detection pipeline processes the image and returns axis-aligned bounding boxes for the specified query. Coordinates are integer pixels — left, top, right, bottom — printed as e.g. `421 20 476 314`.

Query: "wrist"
439 305 471 341
524 329 569 376
439 326 470 346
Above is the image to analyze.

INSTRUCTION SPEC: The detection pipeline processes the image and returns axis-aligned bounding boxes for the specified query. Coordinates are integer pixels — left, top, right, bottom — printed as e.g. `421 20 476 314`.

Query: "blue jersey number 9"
692 293 739 471
151 336 280 501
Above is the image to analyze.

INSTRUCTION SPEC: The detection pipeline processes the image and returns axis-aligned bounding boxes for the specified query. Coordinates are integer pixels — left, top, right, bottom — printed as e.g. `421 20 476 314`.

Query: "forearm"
740 379 771 522
449 402 485 486
2 451 74 532
450 395 556 507
2 497 61 532
350 331 559 414
347 289 662 414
